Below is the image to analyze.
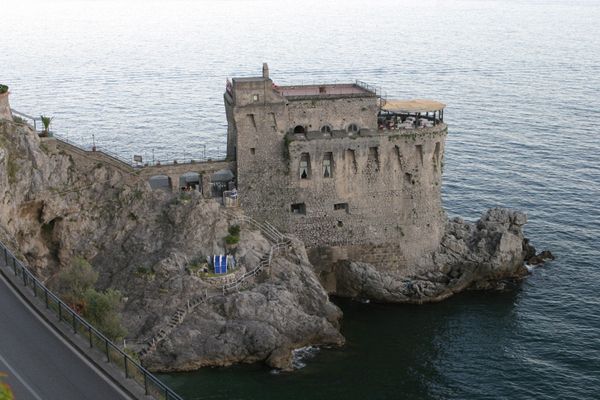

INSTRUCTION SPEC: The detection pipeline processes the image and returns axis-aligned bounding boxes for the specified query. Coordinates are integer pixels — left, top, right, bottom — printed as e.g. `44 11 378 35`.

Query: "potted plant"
40 115 53 137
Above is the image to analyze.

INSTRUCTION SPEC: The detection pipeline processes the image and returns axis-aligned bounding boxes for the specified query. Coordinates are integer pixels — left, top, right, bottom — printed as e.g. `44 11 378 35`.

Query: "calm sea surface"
3 0 600 398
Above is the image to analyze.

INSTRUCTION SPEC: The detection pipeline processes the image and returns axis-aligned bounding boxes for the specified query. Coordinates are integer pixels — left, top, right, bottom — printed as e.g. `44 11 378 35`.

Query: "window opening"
347 123 359 134
334 203 349 213
323 152 333 178
293 125 306 134
291 203 306 215
299 153 311 179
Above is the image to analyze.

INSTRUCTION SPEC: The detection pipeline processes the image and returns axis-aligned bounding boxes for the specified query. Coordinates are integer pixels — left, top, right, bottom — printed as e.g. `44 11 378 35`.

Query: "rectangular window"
250 148 255 155
291 203 306 215
299 153 311 179
334 203 349 213
323 152 333 178
253 94 259 102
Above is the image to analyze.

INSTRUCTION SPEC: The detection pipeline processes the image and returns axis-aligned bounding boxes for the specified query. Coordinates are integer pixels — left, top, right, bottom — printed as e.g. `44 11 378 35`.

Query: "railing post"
88 326 93 348
144 373 149 395
124 355 129 378
72 314 77 333
58 301 62 321
44 288 49 308
105 340 110 363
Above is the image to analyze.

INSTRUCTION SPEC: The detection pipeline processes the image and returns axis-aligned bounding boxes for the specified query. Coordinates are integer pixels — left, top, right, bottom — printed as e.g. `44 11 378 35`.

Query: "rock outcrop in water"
333 209 538 303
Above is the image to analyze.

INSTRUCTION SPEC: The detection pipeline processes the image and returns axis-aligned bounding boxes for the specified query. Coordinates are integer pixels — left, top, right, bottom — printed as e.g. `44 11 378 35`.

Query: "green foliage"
225 235 240 245
40 115 53 132
225 224 240 244
228 225 240 236
6 155 17 185
54 257 98 304
0 85 7 94
82 288 126 340
12 116 25 124
54 257 126 340
0 373 14 400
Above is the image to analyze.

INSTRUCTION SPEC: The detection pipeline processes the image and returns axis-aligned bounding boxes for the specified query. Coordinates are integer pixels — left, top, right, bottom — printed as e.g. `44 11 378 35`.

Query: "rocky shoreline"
0 119 552 371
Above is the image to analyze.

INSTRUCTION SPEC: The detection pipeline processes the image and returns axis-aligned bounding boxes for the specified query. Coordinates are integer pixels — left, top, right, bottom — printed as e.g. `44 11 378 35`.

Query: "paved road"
0 273 132 400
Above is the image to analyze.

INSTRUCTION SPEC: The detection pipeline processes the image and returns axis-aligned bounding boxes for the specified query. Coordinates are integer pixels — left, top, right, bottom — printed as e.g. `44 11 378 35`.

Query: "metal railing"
355 80 387 108
10 108 228 167
0 239 184 400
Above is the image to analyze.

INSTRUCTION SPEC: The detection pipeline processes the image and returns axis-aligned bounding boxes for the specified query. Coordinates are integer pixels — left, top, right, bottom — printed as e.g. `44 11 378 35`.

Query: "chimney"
262 63 269 79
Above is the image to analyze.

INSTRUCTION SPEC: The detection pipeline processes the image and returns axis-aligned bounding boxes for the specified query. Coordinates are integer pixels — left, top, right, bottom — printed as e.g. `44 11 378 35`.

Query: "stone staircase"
138 210 291 359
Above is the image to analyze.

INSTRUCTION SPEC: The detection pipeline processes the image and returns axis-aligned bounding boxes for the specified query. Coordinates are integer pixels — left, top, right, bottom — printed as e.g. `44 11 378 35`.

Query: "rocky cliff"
0 119 342 370
0 117 547 372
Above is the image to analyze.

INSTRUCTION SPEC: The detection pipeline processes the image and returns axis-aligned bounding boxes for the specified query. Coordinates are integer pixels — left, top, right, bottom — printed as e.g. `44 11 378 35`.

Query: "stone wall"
51 138 234 196
228 72 448 274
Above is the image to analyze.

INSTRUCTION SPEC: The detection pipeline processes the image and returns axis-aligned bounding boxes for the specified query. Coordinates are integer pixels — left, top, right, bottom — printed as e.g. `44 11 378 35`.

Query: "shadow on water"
160 289 522 400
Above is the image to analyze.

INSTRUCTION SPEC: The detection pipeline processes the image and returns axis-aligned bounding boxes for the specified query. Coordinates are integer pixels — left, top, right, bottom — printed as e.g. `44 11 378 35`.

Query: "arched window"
320 125 332 134
347 123 359 134
293 125 306 134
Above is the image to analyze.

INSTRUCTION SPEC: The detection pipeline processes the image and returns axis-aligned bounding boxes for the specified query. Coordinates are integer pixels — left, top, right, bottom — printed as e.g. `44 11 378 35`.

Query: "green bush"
0 85 8 94
53 257 126 340
225 225 240 244
83 288 126 340
0 373 14 400
225 235 239 245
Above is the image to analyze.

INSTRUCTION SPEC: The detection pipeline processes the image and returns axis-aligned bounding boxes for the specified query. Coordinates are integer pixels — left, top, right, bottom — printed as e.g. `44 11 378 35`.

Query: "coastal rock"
334 208 534 303
0 120 343 371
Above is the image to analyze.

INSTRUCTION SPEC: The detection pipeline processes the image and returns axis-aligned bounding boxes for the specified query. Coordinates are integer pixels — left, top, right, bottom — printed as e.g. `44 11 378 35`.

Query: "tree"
54 257 98 310
83 288 126 340
53 257 126 340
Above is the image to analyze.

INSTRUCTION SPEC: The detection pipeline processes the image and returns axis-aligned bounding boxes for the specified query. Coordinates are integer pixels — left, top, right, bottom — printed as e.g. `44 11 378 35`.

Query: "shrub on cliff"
83 288 126 340
0 85 8 95
225 225 240 245
54 257 126 340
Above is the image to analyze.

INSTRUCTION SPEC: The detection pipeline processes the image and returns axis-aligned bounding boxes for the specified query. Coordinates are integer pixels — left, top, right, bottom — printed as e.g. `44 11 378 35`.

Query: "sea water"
2 0 599 398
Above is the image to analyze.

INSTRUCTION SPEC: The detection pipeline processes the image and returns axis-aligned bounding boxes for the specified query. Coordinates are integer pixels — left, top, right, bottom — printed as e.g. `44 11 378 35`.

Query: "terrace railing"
0 239 185 400
10 108 227 167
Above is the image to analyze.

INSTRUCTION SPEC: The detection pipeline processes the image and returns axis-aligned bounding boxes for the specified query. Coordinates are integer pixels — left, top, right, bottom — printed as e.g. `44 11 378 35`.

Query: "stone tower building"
224 64 447 275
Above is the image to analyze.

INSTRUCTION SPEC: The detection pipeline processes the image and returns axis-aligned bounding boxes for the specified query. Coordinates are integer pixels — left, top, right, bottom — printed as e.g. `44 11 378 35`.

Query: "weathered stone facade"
225 65 448 274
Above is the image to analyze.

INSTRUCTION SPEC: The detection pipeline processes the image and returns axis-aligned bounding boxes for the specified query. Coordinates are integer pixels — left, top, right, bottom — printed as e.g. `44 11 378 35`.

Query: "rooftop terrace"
274 83 375 98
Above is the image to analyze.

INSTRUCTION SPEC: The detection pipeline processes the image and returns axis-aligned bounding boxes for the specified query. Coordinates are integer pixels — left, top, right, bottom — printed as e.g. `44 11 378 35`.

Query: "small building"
148 175 172 192
179 172 201 192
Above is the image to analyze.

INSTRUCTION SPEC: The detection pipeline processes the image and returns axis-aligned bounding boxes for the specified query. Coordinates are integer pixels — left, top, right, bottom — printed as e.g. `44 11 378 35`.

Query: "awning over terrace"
381 99 446 113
